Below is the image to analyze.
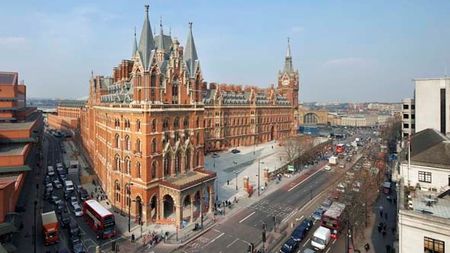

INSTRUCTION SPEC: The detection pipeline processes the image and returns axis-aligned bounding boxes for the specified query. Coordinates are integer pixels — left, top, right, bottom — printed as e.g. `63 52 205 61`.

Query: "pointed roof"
184 22 199 78
158 17 164 50
283 37 294 73
138 5 155 69
132 27 138 58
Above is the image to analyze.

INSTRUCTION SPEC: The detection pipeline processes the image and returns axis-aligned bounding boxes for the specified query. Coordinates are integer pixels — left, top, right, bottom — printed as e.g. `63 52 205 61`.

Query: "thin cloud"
0 36 27 47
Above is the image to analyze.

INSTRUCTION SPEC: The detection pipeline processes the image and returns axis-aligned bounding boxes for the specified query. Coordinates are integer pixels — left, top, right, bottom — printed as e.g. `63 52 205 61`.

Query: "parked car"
46 183 54 193
291 218 314 242
280 238 298 253
320 199 333 211
212 153 219 158
78 189 89 201
311 207 325 222
51 195 60 205
69 220 80 236
60 212 71 228
231 149 240 154
72 204 83 217
53 180 63 189
47 166 55 176
70 196 79 208
64 189 72 200
56 201 65 214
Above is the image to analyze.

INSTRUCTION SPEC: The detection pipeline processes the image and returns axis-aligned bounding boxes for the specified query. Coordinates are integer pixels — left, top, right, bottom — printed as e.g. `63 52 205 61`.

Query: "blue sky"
1 0 450 102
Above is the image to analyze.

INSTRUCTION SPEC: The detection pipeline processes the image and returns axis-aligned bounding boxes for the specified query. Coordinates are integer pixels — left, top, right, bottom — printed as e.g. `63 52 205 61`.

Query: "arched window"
175 152 181 175
150 72 156 101
163 118 169 131
152 138 157 153
114 180 121 202
172 79 179 104
125 135 131 150
136 162 141 179
136 120 141 132
152 119 157 132
115 134 120 148
173 117 179 129
115 155 120 171
163 154 171 177
196 132 200 143
185 149 191 172
125 156 131 174
183 117 189 128
196 117 199 128
196 151 200 167
151 161 157 179
136 139 141 153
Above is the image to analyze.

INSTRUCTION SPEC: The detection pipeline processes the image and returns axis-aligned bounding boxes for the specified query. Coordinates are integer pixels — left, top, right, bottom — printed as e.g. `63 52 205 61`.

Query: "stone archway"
149 194 158 222
182 194 193 225
304 113 319 125
162 194 175 219
270 125 275 141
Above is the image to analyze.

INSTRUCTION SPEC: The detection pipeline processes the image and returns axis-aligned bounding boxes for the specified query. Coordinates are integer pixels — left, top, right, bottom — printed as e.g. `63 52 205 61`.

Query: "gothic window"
136 139 141 153
196 117 200 128
174 117 179 129
152 138 157 153
196 151 200 167
136 162 141 179
152 119 157 132
172 79 179 104
163 118 169 131
136 120 141 132
174 132 180 142
175 152 181 175
150 73 156 101
124 157 131 174
115 155 120 171
114 180 121 202
183 117 189 128
125 135 131 150
196 132 200 143
163 154 171 177
185 149 191 172
151 161 157 179
115 134 120 148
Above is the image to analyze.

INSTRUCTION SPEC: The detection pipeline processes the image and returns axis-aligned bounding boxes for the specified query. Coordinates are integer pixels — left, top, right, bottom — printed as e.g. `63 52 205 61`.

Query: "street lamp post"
258 160 264 197
233 161 238 191
127 181 134 233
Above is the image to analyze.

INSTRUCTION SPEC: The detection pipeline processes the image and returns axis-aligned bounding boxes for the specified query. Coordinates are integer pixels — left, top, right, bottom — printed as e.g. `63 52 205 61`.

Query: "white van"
64 180 74 192
311 226 331 250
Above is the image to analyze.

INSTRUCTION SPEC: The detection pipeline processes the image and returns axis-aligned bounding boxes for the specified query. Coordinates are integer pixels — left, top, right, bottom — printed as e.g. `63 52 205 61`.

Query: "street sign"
287 165 294 172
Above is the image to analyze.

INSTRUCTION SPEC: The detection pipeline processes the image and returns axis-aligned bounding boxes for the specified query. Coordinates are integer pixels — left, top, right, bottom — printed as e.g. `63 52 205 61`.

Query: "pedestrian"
379 205 384 217
384 212 388 220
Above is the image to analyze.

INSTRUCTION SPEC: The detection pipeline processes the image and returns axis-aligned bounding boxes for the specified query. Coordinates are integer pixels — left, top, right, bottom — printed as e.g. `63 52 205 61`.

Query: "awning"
287 165 295 172
0 222 17 236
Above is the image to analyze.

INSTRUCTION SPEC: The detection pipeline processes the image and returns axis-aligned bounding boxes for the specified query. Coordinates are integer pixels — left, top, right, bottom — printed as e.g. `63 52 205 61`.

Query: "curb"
170 222 217 251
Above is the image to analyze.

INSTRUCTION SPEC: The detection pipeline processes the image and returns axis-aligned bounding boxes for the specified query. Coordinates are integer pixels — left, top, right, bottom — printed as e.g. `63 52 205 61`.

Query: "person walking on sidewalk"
379 205 384 217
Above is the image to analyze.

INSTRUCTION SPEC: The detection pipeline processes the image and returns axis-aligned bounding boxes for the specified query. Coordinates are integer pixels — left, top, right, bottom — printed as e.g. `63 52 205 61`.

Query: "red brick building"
0 71 43 223
204 39 299 152
80 6 216 226
47 101 85 131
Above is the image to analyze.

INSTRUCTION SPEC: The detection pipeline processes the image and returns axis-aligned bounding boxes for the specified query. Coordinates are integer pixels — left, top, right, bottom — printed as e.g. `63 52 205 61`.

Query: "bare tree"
282 136 313 167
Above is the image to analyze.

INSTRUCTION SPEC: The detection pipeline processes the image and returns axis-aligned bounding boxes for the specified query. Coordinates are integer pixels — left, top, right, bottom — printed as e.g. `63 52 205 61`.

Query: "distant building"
0 71 43 223
414 77 450 135
338 114 378 127
398 128 450 253
401 98 415 137
47 101 85 131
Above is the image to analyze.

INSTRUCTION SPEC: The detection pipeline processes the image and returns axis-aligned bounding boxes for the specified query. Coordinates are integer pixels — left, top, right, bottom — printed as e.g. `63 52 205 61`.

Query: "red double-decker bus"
321 202 345 239
335 144 345 154
83 199 116 239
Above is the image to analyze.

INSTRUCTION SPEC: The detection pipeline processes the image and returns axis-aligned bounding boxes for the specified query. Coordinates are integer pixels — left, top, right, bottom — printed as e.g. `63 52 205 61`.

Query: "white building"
401 98 415 138
414 77 450 135
398 128 450 253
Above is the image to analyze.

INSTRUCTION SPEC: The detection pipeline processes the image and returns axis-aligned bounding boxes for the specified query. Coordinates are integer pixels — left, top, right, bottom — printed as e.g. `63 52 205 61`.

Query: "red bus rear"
83 199 116 239
321 202 345 239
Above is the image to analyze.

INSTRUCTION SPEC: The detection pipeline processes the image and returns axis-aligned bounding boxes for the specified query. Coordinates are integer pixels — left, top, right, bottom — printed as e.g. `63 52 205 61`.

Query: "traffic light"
262 230 266 243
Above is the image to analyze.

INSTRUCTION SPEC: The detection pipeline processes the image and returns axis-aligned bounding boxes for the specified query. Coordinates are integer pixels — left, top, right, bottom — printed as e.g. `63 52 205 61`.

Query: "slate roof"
410 128 450 169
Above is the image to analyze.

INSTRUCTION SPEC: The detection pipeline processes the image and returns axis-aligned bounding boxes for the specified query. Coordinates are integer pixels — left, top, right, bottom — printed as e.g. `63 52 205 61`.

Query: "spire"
158 16 164 50
132 27 138 58
138 5 155 69
184 22 199 78
283 37 294 73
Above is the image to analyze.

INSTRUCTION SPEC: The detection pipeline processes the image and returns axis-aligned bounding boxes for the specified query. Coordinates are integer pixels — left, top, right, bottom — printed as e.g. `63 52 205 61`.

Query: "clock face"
282 79 289 86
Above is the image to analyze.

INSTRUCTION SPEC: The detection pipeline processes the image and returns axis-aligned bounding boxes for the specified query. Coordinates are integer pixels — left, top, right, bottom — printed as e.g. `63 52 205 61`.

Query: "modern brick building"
79 6 216 226
47 101 85 131
203 39 299 152
0 71 43 223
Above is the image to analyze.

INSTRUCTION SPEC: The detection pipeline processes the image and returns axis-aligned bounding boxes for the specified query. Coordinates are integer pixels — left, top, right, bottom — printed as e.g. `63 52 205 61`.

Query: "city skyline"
1 1 450 102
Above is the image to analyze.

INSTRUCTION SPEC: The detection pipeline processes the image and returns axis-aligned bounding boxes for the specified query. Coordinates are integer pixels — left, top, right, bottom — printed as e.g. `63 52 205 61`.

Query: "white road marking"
332 239 336 244
302 238 310 247
239 211 256 223
204 232 225 248
295 215 305 221
288 166 324 192
325 247 331 253
226 238 239 248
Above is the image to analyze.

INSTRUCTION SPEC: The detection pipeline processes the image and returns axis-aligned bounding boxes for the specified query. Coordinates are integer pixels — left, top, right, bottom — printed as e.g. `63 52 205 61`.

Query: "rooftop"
409 128 450 170
408 189 450 219
0 72 18 85
0 143 27 156
162 170 216 191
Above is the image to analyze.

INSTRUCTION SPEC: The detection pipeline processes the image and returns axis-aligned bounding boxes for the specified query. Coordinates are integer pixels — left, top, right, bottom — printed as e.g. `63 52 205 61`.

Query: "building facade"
414 77 450 135
80 7 216 226
401 98 415 138
203 40 299 152
47 101 85 131
398 128 450 253
0 71 43 223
